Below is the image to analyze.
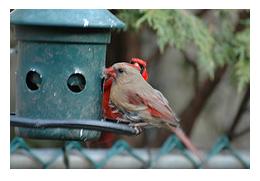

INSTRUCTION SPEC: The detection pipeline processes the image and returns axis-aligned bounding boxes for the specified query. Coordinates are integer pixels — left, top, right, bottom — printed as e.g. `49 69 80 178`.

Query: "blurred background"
107 9 250 150
10 9 250 168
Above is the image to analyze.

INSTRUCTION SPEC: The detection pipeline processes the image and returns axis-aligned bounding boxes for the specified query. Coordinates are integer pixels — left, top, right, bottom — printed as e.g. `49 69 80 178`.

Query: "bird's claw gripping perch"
133 126 143 135
115 117 130 124
128 122 148 135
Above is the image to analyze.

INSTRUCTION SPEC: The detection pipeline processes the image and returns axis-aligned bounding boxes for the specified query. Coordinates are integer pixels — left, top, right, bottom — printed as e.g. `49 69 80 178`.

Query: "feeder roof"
10 9 125 29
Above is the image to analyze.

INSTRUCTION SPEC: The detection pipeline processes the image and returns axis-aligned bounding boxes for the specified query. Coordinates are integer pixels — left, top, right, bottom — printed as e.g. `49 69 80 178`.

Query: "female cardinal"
103 58 148 121
105 62 180 130
95 58 148 147
105 62 202 160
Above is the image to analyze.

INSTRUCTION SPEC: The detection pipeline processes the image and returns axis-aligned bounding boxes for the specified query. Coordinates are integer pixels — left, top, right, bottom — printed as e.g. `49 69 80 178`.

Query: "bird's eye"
118 68 124 74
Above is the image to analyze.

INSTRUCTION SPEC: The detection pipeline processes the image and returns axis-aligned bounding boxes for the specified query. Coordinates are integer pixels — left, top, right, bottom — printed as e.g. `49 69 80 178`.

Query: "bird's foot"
108 100 116 109
115 117 131 124
111 109 119 114
132 126 143 135
128 122 148 135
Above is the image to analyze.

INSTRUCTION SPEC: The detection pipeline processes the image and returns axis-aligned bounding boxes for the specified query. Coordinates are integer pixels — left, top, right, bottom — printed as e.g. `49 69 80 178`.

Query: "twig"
227 84 250 140
230 126 250 141
180 65 227 135
195 10 209 18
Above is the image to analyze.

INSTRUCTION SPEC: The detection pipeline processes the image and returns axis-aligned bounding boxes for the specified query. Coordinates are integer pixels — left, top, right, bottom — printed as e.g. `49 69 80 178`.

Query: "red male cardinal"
105 62 202 160
96 58 148 147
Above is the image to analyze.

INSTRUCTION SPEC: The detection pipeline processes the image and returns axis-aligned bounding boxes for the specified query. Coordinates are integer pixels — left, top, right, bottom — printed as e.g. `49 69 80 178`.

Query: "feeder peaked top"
10 9 125 29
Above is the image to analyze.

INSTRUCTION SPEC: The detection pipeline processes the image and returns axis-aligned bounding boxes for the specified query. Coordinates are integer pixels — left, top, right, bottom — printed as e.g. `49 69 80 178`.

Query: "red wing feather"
127 93 145 105
127 90 175 122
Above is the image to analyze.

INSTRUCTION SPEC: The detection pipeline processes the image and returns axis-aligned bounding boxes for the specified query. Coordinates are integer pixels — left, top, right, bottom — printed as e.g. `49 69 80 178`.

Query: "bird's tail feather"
167 125 203 162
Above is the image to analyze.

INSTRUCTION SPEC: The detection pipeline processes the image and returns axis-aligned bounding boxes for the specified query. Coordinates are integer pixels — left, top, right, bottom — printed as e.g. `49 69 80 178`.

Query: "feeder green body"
11 9 125 140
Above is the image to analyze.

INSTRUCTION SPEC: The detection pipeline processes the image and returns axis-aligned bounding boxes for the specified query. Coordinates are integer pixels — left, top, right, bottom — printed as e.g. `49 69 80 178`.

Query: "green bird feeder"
10 9 136 141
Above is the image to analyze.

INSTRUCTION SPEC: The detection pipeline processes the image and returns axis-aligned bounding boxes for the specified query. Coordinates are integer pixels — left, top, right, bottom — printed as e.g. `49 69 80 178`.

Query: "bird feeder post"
10 9 125 141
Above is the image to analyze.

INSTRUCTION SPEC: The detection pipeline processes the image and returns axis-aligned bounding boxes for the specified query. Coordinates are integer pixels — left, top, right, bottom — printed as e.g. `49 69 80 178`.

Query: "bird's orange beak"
104 67 116 79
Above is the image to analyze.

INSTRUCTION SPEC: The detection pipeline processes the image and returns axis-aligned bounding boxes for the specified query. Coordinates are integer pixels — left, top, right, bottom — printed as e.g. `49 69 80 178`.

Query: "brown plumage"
106 62 179 129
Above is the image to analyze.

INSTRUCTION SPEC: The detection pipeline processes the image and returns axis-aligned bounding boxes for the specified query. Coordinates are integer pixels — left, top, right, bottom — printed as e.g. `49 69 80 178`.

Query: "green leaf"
117 10 250 91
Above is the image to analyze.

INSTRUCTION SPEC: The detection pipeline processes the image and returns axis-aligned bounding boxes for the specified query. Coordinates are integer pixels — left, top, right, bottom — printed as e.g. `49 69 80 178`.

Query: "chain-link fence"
10 135 250 169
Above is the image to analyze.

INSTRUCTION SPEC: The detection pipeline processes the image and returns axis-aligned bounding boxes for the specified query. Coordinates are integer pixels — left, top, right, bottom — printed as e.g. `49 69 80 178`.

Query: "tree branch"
230 126 250 141
195 10 209 18
179 10 250 136
227 84 250 140
180 65 227 136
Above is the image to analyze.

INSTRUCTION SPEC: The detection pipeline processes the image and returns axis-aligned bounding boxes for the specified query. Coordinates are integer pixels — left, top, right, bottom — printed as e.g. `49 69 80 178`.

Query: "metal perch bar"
10 115 137 135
